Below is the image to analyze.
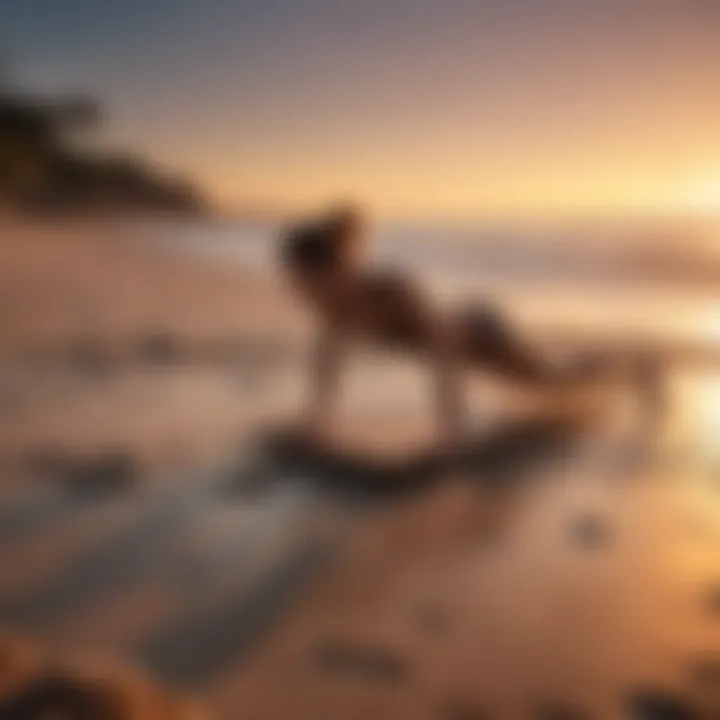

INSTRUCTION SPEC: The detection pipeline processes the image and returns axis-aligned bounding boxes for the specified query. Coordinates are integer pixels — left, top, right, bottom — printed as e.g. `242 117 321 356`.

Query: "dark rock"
627 689 699 720
569 514 611 549
704 584 720 617
25 449 139 495
415 605 450 634
535 703 586 720
67 337 115 377
689 655 720 692
0 673 120 720
136 331 182 365
441 699 487 720
222 466 273 500
21 447 69 478
62 451 138 494
313 641 410 684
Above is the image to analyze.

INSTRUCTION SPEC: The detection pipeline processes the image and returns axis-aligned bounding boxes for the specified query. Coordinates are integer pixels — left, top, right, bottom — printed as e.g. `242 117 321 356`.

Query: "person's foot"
301 412 333 445
436 422 468 461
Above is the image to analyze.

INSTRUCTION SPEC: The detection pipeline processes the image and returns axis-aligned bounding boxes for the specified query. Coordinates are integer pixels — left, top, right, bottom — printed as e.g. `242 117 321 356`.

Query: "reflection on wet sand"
0 226 718 718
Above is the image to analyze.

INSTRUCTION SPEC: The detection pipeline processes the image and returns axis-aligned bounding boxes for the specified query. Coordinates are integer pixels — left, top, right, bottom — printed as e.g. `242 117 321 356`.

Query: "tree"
0 65 204 215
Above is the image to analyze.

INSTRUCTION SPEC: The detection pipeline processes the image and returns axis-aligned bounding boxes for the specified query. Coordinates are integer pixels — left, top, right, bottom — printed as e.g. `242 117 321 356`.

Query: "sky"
3 0 720 218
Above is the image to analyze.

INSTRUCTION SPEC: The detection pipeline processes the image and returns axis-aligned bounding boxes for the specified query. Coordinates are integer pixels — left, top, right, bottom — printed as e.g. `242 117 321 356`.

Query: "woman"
281 205 605 450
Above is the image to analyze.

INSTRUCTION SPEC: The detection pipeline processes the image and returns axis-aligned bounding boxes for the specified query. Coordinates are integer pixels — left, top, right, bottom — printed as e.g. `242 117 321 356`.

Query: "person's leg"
429 325 468 451
461 304 579 386
305 323 346 437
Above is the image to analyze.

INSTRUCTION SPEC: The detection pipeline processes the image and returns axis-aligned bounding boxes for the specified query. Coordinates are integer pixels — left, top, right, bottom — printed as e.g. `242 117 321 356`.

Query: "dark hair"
325 203 364 233
0 675 120 720
281 203 366 275
280 222 340 273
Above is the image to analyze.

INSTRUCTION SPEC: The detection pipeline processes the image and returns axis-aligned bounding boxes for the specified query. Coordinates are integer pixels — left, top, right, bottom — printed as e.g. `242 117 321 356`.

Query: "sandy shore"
0 220 592 480
0 221 718 718
0 221 311 479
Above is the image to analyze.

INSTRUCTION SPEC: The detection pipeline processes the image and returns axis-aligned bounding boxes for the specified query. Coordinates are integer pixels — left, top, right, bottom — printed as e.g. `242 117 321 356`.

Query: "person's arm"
375 273 467 452
305 321 345 438
429 319 467 453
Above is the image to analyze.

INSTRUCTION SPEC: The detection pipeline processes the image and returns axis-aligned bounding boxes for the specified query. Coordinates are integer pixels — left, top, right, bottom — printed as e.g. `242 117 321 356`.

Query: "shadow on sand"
235 410 588 507
148 413 585 685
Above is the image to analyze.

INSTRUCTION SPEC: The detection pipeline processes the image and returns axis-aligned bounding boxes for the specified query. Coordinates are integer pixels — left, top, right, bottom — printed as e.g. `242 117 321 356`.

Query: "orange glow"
681 176 720 216
72 1 720 221
209 162 720 220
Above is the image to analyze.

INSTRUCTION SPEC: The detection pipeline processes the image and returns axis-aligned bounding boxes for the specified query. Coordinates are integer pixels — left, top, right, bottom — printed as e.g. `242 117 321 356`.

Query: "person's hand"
301 407 333 445
436 413 467 459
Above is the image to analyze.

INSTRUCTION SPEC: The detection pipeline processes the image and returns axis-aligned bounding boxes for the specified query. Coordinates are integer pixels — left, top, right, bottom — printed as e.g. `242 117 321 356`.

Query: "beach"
0 218 718 718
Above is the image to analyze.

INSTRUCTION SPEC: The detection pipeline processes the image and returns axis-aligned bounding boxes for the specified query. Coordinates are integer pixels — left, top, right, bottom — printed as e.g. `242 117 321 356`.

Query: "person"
280 204 603 451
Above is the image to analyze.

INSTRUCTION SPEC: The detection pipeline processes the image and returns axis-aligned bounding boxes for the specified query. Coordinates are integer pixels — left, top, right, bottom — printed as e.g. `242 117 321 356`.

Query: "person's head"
323 202 368 270
280 203 369 295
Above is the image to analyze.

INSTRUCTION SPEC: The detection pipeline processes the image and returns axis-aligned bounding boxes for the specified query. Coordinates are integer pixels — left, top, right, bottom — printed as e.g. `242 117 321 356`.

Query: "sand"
0 220 718 719
0 220 308 478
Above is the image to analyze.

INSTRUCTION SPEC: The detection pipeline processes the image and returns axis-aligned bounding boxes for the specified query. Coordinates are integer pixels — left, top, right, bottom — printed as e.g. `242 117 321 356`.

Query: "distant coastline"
0 84 206 218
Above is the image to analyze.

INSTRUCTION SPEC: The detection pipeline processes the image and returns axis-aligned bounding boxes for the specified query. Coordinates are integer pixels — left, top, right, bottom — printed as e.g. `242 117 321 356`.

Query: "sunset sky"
4 0 720 218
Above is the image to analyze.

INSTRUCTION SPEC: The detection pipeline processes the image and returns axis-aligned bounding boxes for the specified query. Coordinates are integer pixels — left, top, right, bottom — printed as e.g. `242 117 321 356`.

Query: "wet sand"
0 221 718 718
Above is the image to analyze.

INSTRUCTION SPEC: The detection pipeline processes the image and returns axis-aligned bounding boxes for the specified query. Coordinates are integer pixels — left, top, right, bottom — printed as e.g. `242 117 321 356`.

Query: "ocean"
143 216 720 349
